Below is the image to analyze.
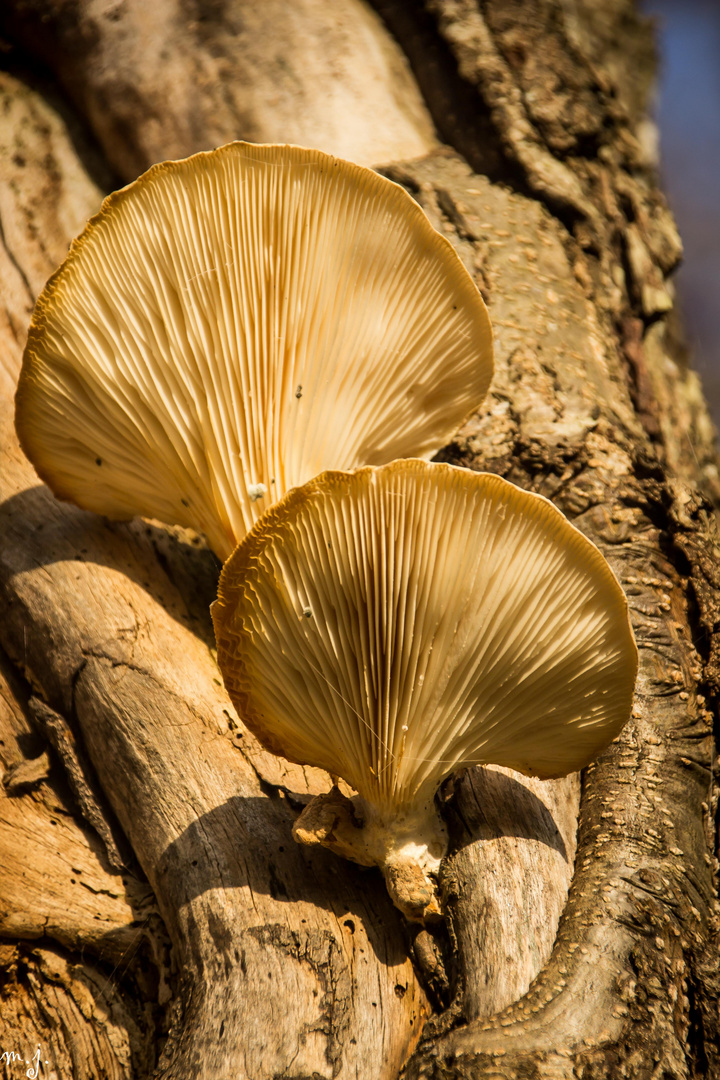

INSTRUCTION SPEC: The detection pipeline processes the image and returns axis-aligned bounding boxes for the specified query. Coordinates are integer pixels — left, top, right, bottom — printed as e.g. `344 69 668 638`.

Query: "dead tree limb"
0 1 718 1076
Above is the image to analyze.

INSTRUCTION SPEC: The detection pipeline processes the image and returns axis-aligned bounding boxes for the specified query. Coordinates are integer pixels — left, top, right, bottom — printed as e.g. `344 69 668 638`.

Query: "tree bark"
0 1 718 1077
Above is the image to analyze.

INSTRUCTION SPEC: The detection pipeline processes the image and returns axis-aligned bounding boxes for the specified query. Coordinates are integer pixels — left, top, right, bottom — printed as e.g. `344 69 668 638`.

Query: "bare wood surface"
0 408 428 1079
0 942 155 1080
0 0 437 179
0 653 162 1077
444 769 580 1022
0 33 584 1076
0 781 153 965
0 71 105 399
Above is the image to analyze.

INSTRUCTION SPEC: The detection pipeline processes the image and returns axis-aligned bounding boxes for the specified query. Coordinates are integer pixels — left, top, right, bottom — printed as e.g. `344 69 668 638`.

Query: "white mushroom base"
292 787 447 922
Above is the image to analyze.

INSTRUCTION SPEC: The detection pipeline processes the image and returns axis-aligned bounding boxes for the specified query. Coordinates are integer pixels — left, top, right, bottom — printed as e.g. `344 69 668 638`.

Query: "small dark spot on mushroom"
344 919 355 934
95 457 102 466
181 498 190 507
394 984 407 998
295 385 303 399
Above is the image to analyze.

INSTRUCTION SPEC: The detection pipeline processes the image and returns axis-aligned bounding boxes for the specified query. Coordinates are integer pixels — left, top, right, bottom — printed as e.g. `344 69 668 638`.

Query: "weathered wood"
0 650 162 1076
0 777 154 966
0 407 428 1079
0 650 129 955
0 0 719 1076
0 71 105 398
0 942 154 1079
381 153 717 1077
27 696 126 869
444 769 580 1022
0 69 429 1077
0 0 437 178
390 0 718 503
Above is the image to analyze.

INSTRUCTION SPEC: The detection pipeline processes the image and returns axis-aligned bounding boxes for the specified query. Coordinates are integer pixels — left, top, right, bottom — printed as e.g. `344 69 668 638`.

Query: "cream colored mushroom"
15 142 492 560
212 459 638 921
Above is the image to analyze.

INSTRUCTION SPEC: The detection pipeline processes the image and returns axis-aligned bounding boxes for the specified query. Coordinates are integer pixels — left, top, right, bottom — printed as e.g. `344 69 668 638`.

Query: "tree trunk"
0 1 718 1077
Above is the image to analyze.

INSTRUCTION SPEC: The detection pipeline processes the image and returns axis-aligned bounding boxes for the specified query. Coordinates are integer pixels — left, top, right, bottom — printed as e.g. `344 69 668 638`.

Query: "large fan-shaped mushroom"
15 142 492 559
212 460 638 920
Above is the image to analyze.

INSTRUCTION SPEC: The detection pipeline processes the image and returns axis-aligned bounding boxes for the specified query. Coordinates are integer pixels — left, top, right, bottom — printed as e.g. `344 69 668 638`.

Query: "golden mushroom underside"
15 142 492 560
212 460 638 814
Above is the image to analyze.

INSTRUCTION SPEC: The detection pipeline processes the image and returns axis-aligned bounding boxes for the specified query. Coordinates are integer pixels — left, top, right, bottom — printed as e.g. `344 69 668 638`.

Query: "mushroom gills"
15 142 492 559
212 459 638 922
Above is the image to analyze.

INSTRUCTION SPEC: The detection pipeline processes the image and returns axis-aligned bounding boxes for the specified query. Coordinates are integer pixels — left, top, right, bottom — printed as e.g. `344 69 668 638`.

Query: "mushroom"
15 142 493 560
212 459 638 921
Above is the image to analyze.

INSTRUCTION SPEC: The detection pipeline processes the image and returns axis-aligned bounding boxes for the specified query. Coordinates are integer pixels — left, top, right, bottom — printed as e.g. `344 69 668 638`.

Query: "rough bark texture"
0 0 718 1077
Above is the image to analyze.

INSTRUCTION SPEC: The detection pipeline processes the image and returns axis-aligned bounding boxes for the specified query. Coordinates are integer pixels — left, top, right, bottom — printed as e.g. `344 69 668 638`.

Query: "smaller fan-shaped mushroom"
212 460 638 921
15 142 492 560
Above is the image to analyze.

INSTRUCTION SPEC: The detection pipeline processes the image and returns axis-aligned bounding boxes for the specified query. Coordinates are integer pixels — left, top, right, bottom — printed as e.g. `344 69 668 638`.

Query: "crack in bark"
28 694 125 868
0 211 34 305
246 925 352 1077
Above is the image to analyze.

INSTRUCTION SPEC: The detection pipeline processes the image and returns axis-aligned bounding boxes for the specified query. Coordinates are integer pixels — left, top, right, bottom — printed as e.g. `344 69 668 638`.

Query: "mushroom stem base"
292 786 446 922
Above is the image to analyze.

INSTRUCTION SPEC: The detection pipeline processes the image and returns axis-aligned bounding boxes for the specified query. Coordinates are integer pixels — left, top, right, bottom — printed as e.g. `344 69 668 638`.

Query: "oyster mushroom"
15 142 492 559
212 459 638 920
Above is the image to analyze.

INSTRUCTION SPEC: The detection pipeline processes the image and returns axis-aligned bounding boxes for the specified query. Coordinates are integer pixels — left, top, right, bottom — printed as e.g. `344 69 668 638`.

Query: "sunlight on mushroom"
15 142 492 559
212 459 638 921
